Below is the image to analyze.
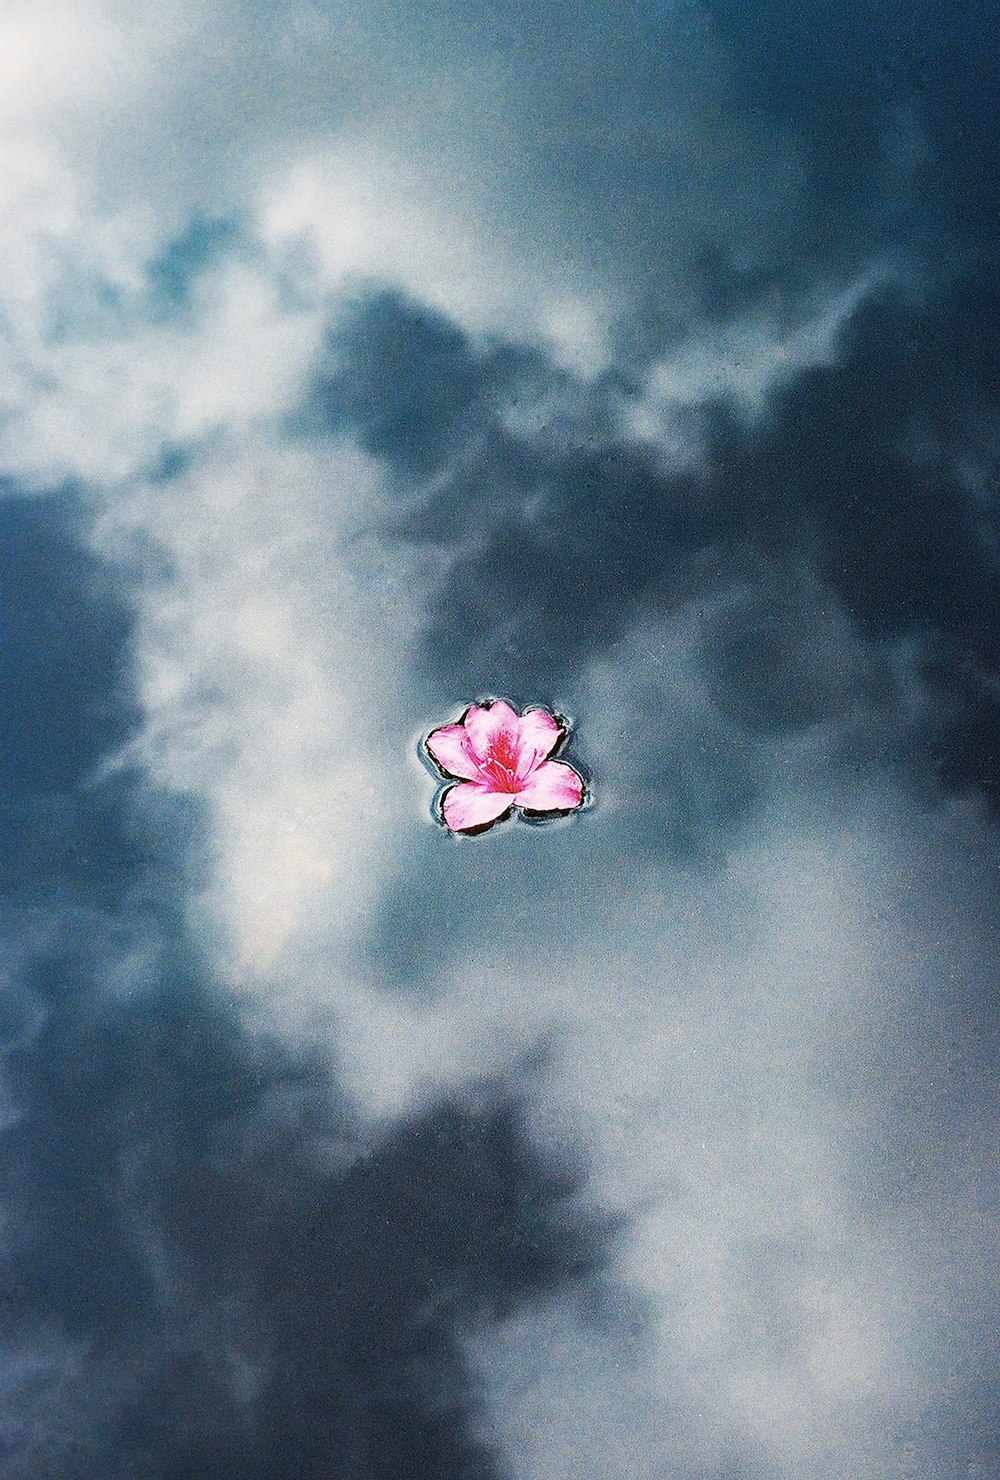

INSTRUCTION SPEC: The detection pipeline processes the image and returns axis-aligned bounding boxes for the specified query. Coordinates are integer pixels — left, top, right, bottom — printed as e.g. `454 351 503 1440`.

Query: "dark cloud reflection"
2 0 999 1475
319 270 1000 817
4 953 608 1478
0 494 611 1479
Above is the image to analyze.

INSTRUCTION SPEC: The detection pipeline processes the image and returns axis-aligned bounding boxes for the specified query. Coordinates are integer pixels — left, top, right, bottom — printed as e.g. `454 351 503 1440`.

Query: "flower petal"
463 700 521 761
441 782 514 832
425 723 481 780
516 707 564 774
514 759 584 813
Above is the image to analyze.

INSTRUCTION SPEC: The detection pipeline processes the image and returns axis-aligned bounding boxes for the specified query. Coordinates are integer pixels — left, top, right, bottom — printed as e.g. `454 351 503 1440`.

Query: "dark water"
2 3 999 1476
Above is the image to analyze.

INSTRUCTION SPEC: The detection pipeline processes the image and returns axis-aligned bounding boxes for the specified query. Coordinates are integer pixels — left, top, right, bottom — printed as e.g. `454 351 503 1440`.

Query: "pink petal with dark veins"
463 700 521 761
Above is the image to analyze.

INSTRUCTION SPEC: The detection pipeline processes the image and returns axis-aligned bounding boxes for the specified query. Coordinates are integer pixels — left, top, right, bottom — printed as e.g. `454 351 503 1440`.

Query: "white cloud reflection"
0 0 996 1475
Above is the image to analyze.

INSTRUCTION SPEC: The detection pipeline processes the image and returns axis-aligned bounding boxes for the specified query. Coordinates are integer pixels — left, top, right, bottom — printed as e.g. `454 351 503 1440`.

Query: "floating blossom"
425 700 586 833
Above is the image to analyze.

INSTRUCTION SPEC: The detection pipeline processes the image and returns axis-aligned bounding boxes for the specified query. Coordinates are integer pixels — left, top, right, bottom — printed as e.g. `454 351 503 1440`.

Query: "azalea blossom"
425 700 586 833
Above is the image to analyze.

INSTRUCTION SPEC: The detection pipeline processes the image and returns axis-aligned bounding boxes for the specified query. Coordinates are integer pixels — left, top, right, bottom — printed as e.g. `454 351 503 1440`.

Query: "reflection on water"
2 1 999 1476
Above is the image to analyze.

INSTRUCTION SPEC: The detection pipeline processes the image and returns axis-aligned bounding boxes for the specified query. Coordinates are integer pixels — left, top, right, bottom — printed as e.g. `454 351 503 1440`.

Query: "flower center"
482 729 522 792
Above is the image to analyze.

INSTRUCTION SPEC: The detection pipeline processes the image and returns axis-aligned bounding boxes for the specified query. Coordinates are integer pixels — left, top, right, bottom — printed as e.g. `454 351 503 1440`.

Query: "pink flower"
425 699 586 833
